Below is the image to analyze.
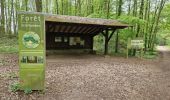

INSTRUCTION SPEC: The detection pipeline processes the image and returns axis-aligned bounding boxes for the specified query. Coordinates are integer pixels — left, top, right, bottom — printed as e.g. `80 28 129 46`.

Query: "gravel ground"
0 48 170 100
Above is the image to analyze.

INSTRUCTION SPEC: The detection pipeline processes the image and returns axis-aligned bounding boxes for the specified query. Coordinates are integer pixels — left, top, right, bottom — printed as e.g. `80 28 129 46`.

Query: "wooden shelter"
45 14 129 54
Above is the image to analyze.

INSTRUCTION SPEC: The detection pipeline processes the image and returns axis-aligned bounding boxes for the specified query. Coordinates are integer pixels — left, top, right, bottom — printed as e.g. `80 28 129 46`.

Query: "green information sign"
18 12 45 90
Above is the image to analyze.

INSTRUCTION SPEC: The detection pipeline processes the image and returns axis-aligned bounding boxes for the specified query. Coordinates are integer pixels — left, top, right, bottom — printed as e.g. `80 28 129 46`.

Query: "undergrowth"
0 37 18 53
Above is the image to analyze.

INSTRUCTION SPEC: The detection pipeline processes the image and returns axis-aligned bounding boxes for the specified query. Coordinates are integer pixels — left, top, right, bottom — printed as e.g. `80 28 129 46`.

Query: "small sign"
131 39 144 49
127 38 144 58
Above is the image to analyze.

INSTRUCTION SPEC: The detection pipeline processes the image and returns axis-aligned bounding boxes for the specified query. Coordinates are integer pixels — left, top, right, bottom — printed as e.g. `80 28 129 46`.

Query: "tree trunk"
150 0 166 50
35 0 42 12
25 0 28 11
0 0 5 36
128 0 131 15
106 0 110 19
115 0 122 53
56 0 59 14
46 0 49 13
74 0 77 15
144 0 150 52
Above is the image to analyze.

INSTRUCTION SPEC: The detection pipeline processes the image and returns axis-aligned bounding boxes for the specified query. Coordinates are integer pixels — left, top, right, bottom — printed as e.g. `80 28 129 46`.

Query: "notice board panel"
18 12 45 90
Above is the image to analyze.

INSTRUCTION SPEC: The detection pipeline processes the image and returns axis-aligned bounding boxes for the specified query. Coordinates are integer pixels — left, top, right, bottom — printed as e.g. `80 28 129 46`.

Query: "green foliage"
0 37 18 53
143 51 158 59
158 3 170 46
9 82 20 92
93 35 104 54
24 88 32 94
9 82 33 94
118 15 146 26
0 0 168 55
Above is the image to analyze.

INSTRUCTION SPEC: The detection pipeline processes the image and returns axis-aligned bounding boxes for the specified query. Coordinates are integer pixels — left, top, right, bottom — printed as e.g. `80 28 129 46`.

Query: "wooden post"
91 36 94 50
115 31 119 53
104 29 109 55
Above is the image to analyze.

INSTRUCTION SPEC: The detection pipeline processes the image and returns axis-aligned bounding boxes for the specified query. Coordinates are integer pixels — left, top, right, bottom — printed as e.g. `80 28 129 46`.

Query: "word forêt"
21 15 40 22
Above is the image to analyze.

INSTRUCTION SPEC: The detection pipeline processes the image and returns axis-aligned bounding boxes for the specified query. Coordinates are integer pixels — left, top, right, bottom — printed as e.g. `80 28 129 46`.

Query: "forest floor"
0 46 170 100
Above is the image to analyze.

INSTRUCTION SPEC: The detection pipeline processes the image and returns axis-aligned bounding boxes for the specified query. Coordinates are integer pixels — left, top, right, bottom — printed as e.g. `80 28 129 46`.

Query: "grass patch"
0 37 18 53
9 82 20 92
143 51 158 59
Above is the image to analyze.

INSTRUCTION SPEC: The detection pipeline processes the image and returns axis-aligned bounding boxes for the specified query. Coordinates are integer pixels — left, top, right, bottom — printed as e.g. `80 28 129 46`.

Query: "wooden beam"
54 25 60 32
62 25 69 33
57 25 63 32
108 29 116 42
104 29 109 55
79 26 91 33
83 26 95 33
51 23 56 32
101 31 106 36
70 26 79 33
74 26 84 33
64 25 72 32
87 26 101 34
47 32 84 36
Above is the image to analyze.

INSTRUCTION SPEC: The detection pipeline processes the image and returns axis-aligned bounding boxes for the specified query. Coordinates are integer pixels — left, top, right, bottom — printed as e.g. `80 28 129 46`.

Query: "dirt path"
156 46 170 72
0 49 170 100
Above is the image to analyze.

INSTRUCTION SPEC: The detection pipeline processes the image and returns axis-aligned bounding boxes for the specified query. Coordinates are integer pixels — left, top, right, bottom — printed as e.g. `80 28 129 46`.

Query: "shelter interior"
45 15 129 54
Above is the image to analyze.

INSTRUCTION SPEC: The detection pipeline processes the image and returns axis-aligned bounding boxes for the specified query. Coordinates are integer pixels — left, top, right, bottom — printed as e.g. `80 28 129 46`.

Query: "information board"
18 12 45 90
127 38 144 58
131 39 144 49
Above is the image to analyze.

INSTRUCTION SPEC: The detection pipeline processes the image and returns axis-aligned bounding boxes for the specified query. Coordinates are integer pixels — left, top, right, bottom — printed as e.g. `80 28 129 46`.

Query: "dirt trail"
156 46 170 72
1 47 170 99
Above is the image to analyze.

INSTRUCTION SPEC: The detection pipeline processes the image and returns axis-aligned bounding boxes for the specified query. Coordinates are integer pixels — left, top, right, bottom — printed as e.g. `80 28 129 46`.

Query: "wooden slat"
78 26 91 33
61 25 69 33
59 25 66 32
54 25 60 32
87 27 100 34
83 26 95 33
74 26 84 33
70 26 79 33
57 25 62 32
64 25 72 33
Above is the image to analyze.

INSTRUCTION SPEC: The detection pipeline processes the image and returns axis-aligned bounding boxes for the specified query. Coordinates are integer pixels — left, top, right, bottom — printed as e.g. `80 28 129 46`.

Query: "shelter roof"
45 14 129 28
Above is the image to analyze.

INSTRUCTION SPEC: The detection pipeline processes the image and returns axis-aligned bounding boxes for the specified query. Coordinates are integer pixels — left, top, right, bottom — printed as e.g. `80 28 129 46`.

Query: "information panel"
127 38 144 58
130 39 144 49
18 12 45 90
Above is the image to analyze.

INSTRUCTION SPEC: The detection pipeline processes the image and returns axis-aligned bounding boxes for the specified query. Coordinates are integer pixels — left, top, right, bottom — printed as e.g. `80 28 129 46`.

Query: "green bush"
24 88 32 94
9 82 20 92
143 51 158 59
0 37 18 53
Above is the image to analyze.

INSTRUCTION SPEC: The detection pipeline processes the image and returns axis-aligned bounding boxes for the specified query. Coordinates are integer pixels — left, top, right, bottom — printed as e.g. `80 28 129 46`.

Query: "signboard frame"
127 38 144 58
18 12 46 90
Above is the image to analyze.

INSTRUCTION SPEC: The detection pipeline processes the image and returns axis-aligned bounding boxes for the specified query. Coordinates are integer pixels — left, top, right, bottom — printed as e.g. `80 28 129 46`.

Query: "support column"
115 31 119 53
102 28 116 55
104 29 109 55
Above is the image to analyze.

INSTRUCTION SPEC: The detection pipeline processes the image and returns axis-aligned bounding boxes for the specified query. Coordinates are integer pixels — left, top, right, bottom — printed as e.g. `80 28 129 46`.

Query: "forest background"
0 0 170 56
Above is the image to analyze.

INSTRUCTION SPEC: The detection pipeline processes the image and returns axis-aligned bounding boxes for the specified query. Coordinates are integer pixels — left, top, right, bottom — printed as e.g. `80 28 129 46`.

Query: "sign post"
127 38 144 58
18 12 45 90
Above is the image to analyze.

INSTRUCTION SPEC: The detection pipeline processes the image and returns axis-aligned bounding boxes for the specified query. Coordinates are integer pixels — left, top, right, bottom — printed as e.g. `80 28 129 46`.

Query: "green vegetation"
24 88 33 94
0 37 18 54
0 0 170 57
143 51 158 59
9 82 33 94
9 82 20 92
